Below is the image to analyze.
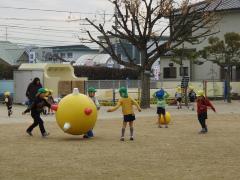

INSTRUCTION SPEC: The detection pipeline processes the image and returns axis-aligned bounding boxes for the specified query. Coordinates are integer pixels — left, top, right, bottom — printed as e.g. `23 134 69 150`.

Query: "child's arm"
152 92 157 99
107 100 121 112
95 98 100 110
23 103 34 114
44 99 51 108
131 98 141 112
206 99 216 112
164 91 170 99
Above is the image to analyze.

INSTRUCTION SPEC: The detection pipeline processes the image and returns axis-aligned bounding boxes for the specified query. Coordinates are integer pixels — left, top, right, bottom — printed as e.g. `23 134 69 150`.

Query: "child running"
153 88 169 128
196 90 216 134
107 87 141 141
4 91 13 117
83 87 100 138
22 88 51 137
175 87 182 109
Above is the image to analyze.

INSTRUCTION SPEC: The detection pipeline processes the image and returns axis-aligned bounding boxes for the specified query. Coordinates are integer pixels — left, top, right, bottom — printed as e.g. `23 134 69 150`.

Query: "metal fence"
84 80 240 100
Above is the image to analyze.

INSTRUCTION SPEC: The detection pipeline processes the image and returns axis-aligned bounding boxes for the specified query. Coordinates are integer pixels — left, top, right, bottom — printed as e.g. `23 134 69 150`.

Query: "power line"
0 6 113 16
0 22 81 31
0 24 80 33
14 41 98 48
0 17 74 22
7 30 79 38
0 35 81 44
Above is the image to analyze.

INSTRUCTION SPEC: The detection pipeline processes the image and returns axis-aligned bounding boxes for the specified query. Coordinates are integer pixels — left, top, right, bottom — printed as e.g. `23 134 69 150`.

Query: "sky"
0 0 113 48
0 0 187 48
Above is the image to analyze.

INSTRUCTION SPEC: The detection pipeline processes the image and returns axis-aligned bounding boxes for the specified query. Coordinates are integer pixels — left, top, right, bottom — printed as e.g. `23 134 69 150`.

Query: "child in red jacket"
196 90 216 134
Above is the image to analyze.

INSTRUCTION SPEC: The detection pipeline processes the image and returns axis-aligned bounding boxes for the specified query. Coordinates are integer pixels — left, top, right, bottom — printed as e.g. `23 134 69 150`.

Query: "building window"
67 52 73 58
180 67 188 76
60 53 65 58
163 67 176 78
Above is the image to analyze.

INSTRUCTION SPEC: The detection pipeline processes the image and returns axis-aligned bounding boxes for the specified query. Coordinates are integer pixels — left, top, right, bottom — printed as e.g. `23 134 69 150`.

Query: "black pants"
27 112 46 135
198 112 207 129
6 105 12 116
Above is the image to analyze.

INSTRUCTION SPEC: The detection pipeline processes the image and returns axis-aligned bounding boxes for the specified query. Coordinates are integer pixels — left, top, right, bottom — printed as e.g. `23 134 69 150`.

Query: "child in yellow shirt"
107 87 141 141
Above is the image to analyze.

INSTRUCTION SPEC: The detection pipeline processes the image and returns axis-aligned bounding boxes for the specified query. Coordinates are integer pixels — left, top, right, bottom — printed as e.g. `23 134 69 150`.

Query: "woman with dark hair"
26 77 42 105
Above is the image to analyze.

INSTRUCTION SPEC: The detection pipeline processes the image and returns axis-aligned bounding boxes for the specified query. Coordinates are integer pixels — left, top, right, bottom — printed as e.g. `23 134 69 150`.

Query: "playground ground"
0 101 240 180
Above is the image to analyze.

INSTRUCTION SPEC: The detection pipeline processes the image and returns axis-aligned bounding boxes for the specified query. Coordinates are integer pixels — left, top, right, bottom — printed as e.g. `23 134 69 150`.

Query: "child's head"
48 89 53 96
119 87 128 98
156 89 164 99
87 87 96 97
176 87 181 93
188 86 194 92
37 88 48 99
4 91 10 97
196 90 205 100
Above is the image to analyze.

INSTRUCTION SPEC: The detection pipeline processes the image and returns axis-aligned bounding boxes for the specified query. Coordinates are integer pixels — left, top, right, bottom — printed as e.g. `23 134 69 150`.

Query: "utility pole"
114 6 118 57
131 18 136 63
5 27 8 41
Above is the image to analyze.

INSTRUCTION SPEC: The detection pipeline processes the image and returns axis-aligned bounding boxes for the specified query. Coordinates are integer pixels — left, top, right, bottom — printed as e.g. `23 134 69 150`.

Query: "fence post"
113 88 116 105
98 80 101 89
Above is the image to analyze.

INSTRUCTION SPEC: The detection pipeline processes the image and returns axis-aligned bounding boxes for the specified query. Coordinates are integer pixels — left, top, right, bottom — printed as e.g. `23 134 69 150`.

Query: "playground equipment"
14 63 87 103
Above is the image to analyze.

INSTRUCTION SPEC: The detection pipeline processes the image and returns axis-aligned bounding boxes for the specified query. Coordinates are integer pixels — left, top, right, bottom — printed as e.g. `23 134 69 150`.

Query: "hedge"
74 66 139 80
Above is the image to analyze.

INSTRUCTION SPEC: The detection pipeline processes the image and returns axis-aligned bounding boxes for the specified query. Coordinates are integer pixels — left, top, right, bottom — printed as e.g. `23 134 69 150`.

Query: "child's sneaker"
42 132 50 137
26 130 33 136
158 125 162 128
120 137 124 141
165 125 168 128
198 129 206 134
83 135 89 138
130 136 134 141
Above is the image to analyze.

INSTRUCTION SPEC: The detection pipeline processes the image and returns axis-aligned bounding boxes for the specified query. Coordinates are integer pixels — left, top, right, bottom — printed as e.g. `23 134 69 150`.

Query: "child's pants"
27 112 46 135
198 112 207 129
6 105 12 116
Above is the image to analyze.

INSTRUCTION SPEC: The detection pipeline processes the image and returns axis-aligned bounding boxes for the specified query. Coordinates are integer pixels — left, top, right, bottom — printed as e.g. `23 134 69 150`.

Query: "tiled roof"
174 0 240 15
0 41 25 65
196 0 240 12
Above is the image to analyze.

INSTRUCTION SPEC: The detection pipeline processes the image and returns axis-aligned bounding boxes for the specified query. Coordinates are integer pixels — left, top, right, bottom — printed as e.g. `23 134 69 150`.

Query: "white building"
160 0 240 81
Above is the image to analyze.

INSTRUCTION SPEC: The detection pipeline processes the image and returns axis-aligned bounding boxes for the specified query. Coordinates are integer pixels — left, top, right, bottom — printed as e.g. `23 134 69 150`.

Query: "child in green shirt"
153 88 169 128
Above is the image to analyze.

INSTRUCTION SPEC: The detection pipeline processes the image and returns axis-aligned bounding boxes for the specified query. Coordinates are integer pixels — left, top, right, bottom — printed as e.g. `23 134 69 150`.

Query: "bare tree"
85 0 222 108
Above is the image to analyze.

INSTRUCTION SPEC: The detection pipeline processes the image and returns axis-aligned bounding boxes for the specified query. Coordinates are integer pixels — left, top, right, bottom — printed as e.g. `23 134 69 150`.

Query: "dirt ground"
1 105 240 180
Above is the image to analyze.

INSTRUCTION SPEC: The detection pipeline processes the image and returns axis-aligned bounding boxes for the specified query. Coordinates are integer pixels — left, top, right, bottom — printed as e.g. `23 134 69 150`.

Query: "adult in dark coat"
26 77 42 105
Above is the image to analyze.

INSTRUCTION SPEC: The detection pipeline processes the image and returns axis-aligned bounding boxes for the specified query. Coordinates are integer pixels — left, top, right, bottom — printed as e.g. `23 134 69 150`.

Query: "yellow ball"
56 92 97 135
160 112 171 124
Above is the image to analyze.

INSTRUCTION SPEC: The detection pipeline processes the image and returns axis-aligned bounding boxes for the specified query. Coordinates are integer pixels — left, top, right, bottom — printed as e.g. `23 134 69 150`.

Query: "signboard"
153 65 160 80
29 51 36 63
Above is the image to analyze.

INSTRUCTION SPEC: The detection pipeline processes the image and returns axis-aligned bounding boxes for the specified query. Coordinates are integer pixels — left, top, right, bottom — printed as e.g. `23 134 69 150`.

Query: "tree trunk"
139 50 150 109
140 69 151 108
226 65 231 103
